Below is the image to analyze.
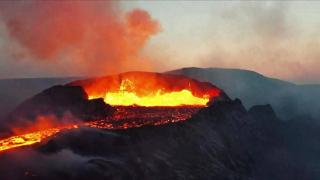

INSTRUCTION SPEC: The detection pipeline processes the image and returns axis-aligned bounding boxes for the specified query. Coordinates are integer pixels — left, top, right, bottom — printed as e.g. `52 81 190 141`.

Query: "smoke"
10 112 79 135
0 1 160 76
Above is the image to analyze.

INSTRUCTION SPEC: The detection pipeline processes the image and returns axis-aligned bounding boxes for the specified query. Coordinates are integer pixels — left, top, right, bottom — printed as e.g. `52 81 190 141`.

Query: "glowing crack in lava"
70 72 221 107
0 72 223 153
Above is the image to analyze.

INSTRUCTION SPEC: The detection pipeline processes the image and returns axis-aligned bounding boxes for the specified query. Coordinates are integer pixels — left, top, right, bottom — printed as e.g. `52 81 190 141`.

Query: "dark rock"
7 85 114 125
34 99 254 180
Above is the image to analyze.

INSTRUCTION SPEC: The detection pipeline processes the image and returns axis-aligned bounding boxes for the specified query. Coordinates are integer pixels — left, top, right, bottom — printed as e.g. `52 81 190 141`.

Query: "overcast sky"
0 1 319 84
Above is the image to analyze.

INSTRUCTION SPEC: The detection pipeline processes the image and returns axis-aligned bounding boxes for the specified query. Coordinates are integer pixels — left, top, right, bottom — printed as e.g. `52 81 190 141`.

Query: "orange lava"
0 73 222 153
0 106 200 153
0 128 60 152
0 125 79 152
69 72 221 107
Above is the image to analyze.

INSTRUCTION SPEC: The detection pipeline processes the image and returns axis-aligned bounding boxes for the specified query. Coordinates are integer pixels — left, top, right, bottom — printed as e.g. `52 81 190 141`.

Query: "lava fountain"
69 72 221 107
69 72 223 129
0 72 224 153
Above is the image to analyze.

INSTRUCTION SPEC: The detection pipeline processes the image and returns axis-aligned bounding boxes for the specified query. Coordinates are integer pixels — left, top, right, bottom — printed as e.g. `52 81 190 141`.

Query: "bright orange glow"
0 128 60 152
0 106 200 153
0 73 223 153
70 72 221 107
0 125 79 152
89 79 210 106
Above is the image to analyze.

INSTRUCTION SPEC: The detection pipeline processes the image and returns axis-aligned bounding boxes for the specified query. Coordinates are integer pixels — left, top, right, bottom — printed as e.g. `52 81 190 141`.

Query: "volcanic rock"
0 97 319 179
32 99 253 180
7 85 114 124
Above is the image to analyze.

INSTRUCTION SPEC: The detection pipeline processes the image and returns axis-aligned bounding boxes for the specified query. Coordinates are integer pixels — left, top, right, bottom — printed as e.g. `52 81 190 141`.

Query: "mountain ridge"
167 67 320 120
1 67 319 120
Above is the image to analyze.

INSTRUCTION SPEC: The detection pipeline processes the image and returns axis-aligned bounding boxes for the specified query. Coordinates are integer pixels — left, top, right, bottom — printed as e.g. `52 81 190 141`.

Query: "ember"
86 106 201 129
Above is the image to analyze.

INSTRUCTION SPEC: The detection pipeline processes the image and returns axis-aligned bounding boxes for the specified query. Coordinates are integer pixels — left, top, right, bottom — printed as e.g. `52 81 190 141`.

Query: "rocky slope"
0 74 319 179
0 78 79 120
167 67 320 120
1 97 318 179
0 99 253 180
1 85 114 137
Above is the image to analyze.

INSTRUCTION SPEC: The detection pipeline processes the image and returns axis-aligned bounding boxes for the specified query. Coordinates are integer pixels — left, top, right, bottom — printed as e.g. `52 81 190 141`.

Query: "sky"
0 1 319 84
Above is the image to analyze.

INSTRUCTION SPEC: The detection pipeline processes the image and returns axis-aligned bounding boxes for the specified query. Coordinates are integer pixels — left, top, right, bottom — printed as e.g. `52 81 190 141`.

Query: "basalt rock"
7 85 114 125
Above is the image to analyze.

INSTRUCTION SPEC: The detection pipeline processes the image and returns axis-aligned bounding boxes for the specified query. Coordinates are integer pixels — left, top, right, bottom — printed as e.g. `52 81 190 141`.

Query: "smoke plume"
0 1 160 76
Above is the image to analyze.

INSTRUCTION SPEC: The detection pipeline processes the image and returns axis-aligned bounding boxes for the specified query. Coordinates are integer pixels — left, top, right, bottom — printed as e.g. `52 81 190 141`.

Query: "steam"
0 1 160 76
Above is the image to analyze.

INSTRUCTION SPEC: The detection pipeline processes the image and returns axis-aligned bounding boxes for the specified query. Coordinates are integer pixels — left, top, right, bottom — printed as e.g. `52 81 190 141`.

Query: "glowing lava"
89 79 210 106
0 72 224 153
70 72 221 107
0 106 200 153
0 128 60 152
0 125 79 152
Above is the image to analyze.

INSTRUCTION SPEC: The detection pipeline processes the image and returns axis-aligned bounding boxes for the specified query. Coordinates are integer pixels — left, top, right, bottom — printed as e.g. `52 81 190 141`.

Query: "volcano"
68 72 226 129
0 72 226 153
0 72 317 180
68 71 223 107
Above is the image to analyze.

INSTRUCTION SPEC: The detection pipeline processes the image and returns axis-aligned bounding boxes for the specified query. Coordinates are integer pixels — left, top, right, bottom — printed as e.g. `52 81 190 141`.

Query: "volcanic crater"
0 72 227 152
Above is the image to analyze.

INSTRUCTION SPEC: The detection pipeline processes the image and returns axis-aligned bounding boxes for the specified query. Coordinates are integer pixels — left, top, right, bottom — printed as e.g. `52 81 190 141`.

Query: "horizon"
1 66 317 86
0 1 319 83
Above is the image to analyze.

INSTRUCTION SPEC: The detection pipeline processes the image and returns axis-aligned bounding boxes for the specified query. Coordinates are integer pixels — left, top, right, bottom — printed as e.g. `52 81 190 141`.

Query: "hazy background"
0 1 319 84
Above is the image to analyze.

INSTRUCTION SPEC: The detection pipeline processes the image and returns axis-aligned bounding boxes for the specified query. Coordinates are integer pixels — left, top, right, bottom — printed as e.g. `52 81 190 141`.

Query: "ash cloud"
0 1 160 77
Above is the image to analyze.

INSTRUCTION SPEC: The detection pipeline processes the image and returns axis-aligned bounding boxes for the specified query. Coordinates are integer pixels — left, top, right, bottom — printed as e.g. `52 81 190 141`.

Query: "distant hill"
167 67 320 120
0 77 79 120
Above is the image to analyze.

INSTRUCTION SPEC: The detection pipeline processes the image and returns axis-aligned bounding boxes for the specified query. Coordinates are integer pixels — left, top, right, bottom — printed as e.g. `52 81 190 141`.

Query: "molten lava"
0 72 224 153
0 106 198 153
89 80 210 106
0 124 81 152
0 128 61 152
70 72 221 107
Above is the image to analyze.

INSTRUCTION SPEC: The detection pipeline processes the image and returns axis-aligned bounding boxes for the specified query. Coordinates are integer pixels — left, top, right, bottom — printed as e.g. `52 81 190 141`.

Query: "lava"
90 88 209 107
0 128 61 152
0 106 200 153
0 72 223 153
69 72 221 107
85 106 200 129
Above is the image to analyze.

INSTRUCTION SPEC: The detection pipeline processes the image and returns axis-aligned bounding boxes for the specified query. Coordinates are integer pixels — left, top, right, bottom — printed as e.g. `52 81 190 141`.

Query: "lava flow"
69 72 221 107
0 106 198 153
0 72 223 153
0 125 78 152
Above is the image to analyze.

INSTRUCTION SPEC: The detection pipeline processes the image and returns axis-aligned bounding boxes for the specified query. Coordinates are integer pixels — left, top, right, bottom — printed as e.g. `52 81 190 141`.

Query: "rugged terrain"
0 70 319 179
168 67 320 120
0 95 319 179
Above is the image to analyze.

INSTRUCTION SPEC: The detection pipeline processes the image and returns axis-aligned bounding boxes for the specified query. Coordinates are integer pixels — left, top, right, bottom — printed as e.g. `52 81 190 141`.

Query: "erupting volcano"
69 72 221 107
0 72 224 153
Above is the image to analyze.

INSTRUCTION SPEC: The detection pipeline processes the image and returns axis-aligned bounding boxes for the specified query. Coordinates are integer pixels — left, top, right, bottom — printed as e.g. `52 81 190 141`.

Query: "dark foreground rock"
0 99 319 180
0 99 254 180
7 85 114 124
